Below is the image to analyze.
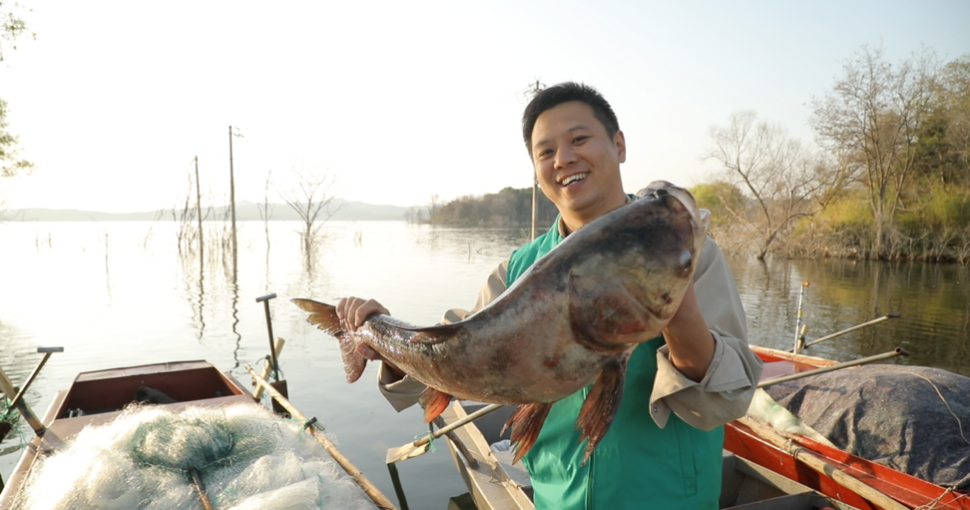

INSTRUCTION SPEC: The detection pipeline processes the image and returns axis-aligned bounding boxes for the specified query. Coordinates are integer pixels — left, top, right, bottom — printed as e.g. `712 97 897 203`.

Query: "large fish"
293 181 710 463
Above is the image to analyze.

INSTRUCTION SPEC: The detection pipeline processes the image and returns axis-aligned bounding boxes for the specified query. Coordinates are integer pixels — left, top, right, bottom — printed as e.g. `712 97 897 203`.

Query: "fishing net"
11 402 378 509
765 364 970 489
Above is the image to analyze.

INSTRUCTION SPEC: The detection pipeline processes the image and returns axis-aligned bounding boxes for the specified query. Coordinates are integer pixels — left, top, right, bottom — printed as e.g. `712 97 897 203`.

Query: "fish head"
565 181 711 348
637 180 710 252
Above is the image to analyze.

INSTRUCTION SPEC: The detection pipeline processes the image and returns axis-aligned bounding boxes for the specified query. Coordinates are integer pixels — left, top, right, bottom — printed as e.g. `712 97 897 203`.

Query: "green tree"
1 1 34 181
1 1 31 62
0 97 33 177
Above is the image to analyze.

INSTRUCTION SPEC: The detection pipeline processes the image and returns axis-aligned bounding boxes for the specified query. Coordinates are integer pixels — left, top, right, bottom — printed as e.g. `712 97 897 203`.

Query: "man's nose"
555 146 577 168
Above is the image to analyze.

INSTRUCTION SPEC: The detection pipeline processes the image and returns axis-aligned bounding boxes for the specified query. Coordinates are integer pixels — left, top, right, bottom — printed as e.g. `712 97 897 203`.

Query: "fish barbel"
293 181 710 462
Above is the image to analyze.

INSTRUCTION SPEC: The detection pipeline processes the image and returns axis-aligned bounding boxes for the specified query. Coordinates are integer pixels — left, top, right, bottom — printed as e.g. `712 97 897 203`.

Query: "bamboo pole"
802 313 902 349
252 338 285 400
245 364 398 510
737 416 909 510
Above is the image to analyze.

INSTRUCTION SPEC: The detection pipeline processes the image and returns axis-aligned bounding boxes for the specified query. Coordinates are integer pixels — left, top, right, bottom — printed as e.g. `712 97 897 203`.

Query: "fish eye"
679 250 692 270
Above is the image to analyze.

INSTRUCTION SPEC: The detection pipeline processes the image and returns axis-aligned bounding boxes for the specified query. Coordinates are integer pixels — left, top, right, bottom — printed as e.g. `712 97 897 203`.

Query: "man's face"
530 101 627 233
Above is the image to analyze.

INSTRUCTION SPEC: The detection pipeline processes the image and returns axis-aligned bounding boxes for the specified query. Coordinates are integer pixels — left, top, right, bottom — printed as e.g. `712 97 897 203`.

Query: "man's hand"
662 282 716 382
335 297 406 380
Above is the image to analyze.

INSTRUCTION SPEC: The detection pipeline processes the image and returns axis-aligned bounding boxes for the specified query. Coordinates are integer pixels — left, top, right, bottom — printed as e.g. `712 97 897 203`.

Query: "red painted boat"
725 346 970 510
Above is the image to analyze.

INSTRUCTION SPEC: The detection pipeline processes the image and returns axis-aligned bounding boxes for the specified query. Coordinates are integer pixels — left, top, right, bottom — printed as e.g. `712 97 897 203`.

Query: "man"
338 82 763 509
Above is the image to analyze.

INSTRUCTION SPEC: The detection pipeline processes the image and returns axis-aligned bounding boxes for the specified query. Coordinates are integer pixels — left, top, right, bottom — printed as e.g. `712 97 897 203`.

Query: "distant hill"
6 199 416 222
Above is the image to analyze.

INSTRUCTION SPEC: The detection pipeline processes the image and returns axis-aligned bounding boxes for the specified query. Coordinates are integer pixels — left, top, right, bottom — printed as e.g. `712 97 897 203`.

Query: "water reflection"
0 221 968 509
731 257 970 375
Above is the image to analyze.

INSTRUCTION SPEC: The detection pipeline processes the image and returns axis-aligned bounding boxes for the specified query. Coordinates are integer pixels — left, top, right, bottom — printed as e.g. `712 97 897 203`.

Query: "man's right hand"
336 297 407 380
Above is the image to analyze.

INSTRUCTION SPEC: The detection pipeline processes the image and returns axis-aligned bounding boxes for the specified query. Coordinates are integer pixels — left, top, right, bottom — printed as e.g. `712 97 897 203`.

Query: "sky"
0 0 968 213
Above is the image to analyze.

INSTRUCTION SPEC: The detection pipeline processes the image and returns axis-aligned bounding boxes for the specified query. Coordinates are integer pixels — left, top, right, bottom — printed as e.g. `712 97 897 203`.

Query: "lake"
1 220 968 508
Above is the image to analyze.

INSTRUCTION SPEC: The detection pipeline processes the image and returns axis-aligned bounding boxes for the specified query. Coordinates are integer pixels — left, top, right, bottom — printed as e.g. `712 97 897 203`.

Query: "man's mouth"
558 173 589 187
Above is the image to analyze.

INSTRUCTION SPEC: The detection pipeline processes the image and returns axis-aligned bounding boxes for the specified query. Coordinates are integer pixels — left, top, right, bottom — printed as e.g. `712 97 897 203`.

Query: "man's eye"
573 136 589 144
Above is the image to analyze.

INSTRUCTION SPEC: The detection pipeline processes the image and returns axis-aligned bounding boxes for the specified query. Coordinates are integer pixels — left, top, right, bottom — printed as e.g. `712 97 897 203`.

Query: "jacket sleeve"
377 260 509 412
648 236 764 430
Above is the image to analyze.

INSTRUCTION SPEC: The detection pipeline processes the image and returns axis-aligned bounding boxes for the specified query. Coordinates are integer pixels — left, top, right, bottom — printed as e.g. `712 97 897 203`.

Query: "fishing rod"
759 348 909 388
801 313 902 350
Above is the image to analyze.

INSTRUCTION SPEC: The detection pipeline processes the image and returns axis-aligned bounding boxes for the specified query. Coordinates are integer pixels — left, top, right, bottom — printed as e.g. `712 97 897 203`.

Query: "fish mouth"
558 172 589 187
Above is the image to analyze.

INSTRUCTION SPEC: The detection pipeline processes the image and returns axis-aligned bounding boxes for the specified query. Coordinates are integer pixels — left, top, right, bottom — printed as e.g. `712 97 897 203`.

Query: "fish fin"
338 336 367 383
568 273 655 350
291 298 346 336
502 403 554 464
575 353 629 465
291 298 366 383
401 322 463 346
419 387 454 422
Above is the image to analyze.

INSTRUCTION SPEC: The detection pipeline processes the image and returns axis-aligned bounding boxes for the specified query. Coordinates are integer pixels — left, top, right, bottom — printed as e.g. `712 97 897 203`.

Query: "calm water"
1 220 968 508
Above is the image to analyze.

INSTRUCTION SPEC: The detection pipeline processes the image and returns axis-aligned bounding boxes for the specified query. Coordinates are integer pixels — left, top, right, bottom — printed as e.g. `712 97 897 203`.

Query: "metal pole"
194 155 203 263
758 348 909 388
228 126 237 263
792 281 809 354
255 293 279 381
803 313 902 349
531 176 537 241
9 347 63 409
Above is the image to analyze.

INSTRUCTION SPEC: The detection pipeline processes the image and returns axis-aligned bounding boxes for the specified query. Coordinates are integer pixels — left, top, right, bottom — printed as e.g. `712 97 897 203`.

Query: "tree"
1 1 31 62
278 165 339 253
704 111 834 260
0 97 33 178
811 45 939 259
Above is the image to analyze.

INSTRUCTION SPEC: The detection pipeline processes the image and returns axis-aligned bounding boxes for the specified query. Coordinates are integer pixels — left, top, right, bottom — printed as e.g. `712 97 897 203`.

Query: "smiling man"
338 82 763 509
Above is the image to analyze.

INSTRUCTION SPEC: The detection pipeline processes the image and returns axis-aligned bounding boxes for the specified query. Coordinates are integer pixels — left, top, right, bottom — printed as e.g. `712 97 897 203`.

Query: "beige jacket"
378 224 763 431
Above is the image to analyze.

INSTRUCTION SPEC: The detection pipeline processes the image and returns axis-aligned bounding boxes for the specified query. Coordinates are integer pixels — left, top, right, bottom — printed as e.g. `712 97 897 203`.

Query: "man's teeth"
560 173 589 186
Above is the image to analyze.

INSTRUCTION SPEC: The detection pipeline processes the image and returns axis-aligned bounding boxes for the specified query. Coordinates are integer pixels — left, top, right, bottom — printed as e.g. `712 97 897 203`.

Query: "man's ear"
614 130 627 163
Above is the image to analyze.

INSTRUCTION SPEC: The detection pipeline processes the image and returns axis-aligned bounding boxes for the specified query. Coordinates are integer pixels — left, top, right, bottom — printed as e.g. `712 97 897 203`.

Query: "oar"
758 348 909 388
801 313 901 350
385 403 504 464
245 364 398 510
737 415 909 510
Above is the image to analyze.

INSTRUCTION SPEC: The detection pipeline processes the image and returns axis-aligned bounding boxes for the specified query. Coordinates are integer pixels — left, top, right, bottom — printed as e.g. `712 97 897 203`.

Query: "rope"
914 486 955 510
414 432 436 454
905 371 970 446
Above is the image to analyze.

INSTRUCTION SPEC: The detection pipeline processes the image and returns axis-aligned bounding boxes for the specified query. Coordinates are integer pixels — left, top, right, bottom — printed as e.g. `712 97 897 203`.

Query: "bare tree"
811 45 939 259
705 111 837 260
278 165 340 252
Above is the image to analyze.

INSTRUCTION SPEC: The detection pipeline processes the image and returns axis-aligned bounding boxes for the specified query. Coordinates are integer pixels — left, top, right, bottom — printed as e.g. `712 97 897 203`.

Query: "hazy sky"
1 1 968 213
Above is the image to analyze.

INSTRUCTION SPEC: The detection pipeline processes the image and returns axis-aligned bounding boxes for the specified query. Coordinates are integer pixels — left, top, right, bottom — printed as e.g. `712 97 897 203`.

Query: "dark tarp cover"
765 364 970 489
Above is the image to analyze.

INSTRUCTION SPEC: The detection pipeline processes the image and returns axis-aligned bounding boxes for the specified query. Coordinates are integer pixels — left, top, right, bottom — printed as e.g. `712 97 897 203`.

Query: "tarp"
765 364 970 489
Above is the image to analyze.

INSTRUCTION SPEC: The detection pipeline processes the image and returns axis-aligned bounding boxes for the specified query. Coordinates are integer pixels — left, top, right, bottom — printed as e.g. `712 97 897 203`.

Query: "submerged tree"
279 165 339 253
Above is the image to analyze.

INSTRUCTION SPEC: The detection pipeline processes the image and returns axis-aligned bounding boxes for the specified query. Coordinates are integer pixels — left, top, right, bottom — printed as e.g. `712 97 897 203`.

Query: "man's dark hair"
521 82 620 154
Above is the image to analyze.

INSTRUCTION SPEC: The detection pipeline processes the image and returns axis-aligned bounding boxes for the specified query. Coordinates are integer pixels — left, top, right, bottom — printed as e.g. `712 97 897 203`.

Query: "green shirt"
507 219 724 510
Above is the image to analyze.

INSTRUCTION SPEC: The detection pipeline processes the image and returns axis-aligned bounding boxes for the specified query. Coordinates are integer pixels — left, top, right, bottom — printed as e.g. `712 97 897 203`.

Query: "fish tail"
503 402 554 464
291 298 367 383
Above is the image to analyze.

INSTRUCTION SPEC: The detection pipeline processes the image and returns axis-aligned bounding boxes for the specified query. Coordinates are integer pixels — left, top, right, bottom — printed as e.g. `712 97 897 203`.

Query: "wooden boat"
439 400 863 510
439 347 970 510
0 359 396 509
725 346 970 510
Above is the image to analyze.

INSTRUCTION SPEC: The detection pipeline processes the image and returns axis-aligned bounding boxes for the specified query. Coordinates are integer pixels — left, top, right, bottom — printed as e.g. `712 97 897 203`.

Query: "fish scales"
293 180 709 462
